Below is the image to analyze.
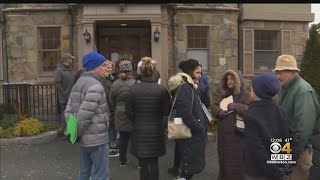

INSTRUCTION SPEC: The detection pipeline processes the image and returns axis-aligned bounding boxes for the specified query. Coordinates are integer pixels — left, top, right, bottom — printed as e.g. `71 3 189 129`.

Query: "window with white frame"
243 29 291 76
187 26 209 70
254 30 280 73
38 27 61 73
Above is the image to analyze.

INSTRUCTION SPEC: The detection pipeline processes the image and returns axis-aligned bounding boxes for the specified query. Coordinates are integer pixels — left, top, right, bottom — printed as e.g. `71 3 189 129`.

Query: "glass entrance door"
96 20 151 73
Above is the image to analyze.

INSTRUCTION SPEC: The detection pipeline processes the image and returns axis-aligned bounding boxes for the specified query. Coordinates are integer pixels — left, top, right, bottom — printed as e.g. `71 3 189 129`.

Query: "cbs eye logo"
270 142 292 154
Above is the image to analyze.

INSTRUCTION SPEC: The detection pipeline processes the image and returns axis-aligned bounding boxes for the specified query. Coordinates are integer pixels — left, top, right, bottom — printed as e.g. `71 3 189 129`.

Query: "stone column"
161 23 169 86
82 21 95 54
76 23 83 70
77 20 95 70
151 20 162 84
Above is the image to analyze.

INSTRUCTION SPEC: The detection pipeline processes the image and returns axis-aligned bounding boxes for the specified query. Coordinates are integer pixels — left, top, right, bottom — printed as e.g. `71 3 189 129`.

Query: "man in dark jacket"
53 53 75 127
244 73 294 180
197 73 211 108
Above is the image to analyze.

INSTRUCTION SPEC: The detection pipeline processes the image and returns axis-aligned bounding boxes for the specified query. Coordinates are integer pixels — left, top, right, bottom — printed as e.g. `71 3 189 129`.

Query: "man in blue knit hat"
65 50 110 180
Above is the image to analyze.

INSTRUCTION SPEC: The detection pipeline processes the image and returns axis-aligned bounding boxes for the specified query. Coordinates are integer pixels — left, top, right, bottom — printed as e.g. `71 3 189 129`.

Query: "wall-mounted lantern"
83 28 91 43
154 27 160 42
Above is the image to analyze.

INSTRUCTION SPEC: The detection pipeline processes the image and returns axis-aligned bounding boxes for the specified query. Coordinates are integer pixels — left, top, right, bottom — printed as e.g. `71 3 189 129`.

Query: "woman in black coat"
167 59 207 180
125 58 171 180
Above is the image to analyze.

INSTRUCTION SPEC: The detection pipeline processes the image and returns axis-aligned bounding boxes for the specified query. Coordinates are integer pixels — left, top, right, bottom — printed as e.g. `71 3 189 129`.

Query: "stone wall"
168 5 239 103
5 9 71 83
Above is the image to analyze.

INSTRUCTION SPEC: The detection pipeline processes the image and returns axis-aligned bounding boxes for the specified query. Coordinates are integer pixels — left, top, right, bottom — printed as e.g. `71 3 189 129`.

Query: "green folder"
65 114 78 144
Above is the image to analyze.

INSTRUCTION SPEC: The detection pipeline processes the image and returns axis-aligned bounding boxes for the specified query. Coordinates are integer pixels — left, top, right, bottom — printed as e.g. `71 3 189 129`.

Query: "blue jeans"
108 124 118 147
78 144 110 180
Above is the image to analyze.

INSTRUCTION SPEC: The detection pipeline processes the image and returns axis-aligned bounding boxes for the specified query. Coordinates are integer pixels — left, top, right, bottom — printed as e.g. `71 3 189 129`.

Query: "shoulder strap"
168 83 194 121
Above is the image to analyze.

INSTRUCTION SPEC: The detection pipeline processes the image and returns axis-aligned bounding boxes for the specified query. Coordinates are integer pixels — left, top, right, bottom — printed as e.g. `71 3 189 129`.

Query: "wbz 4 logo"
270 138 292 161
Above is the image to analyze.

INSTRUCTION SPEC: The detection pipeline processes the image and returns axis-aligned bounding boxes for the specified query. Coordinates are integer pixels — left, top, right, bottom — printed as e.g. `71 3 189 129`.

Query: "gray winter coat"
109 76 137 132
54 62 75 105
65 72 109 147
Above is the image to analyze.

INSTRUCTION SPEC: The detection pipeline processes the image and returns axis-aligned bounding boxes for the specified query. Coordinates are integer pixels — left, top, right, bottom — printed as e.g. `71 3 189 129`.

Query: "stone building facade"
0 3 314 103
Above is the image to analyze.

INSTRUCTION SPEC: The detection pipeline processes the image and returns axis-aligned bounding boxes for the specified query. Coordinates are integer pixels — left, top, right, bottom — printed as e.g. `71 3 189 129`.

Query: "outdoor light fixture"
83 28 91 43
154 27 160 42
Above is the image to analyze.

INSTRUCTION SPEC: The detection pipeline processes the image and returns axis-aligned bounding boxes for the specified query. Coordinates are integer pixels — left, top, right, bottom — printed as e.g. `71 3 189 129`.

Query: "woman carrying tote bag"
167 59 207 180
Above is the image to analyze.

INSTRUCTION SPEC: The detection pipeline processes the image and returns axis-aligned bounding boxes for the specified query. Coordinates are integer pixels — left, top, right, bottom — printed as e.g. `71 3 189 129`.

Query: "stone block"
295 45 304 56
203 14 213 24
224 48 232 57
24 37 37 50
211 54 223 67
224 16 237 25
176 53 187 62
176 25 185 41
192 14 203 24
211 30 219 41
226 57 238 70
219 29 232 40
176 41 186 54
63 40 70 51
10 47 25 58
212 15 224 25
243 21 265 29
264 22 281 30
176 13 193 24
212 42 224 54
27 50 37 63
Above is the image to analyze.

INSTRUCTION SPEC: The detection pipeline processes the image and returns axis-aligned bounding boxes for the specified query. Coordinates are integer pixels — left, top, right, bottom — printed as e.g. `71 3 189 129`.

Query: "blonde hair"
120 72 132 80
151 59 157 69
141 57 155 77
105 60 113 67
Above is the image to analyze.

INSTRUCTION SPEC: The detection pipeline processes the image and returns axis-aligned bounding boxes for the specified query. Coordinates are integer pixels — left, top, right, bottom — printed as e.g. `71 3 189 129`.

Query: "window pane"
187 50 208 70
187 26 208 48
40 51 61 72
254 51 279 73
39 27 60 50
38 27 61 73
255 31 279 50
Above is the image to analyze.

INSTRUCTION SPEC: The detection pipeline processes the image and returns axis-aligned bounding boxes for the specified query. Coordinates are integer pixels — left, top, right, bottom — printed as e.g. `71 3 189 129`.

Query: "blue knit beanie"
252 73 280 100
82 50 106 71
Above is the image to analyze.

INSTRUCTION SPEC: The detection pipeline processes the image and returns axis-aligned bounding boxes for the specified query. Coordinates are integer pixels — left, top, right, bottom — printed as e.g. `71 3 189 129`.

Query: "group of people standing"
54 50 319 180
212 54 319 180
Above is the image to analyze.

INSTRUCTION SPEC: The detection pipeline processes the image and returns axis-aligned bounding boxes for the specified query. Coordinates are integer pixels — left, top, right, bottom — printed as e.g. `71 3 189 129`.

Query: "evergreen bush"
301 23 320 96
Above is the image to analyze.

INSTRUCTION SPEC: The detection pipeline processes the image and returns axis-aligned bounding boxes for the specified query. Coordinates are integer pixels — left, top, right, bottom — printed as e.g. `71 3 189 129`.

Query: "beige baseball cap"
62 53 76 61
273 54 300 72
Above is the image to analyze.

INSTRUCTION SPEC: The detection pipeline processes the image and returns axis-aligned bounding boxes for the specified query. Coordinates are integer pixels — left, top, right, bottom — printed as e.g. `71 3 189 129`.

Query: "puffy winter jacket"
65 72 109 147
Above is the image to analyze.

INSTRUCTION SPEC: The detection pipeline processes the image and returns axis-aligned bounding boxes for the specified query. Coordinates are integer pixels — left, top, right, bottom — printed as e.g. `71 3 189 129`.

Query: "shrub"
301 24 320 96
12 118 44 137
0 118 19 129
0 104 17 120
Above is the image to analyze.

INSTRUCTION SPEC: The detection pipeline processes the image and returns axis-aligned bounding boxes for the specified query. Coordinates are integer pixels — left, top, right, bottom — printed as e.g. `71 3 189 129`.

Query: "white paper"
220 95 234 111
174 117 183 124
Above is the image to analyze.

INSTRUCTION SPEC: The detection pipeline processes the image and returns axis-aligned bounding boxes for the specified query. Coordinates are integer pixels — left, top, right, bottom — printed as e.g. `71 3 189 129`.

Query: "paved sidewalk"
0 138 219 180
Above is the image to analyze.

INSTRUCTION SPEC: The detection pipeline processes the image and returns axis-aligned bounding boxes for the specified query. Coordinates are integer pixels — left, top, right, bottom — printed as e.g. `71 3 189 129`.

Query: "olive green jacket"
277 75 318 153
